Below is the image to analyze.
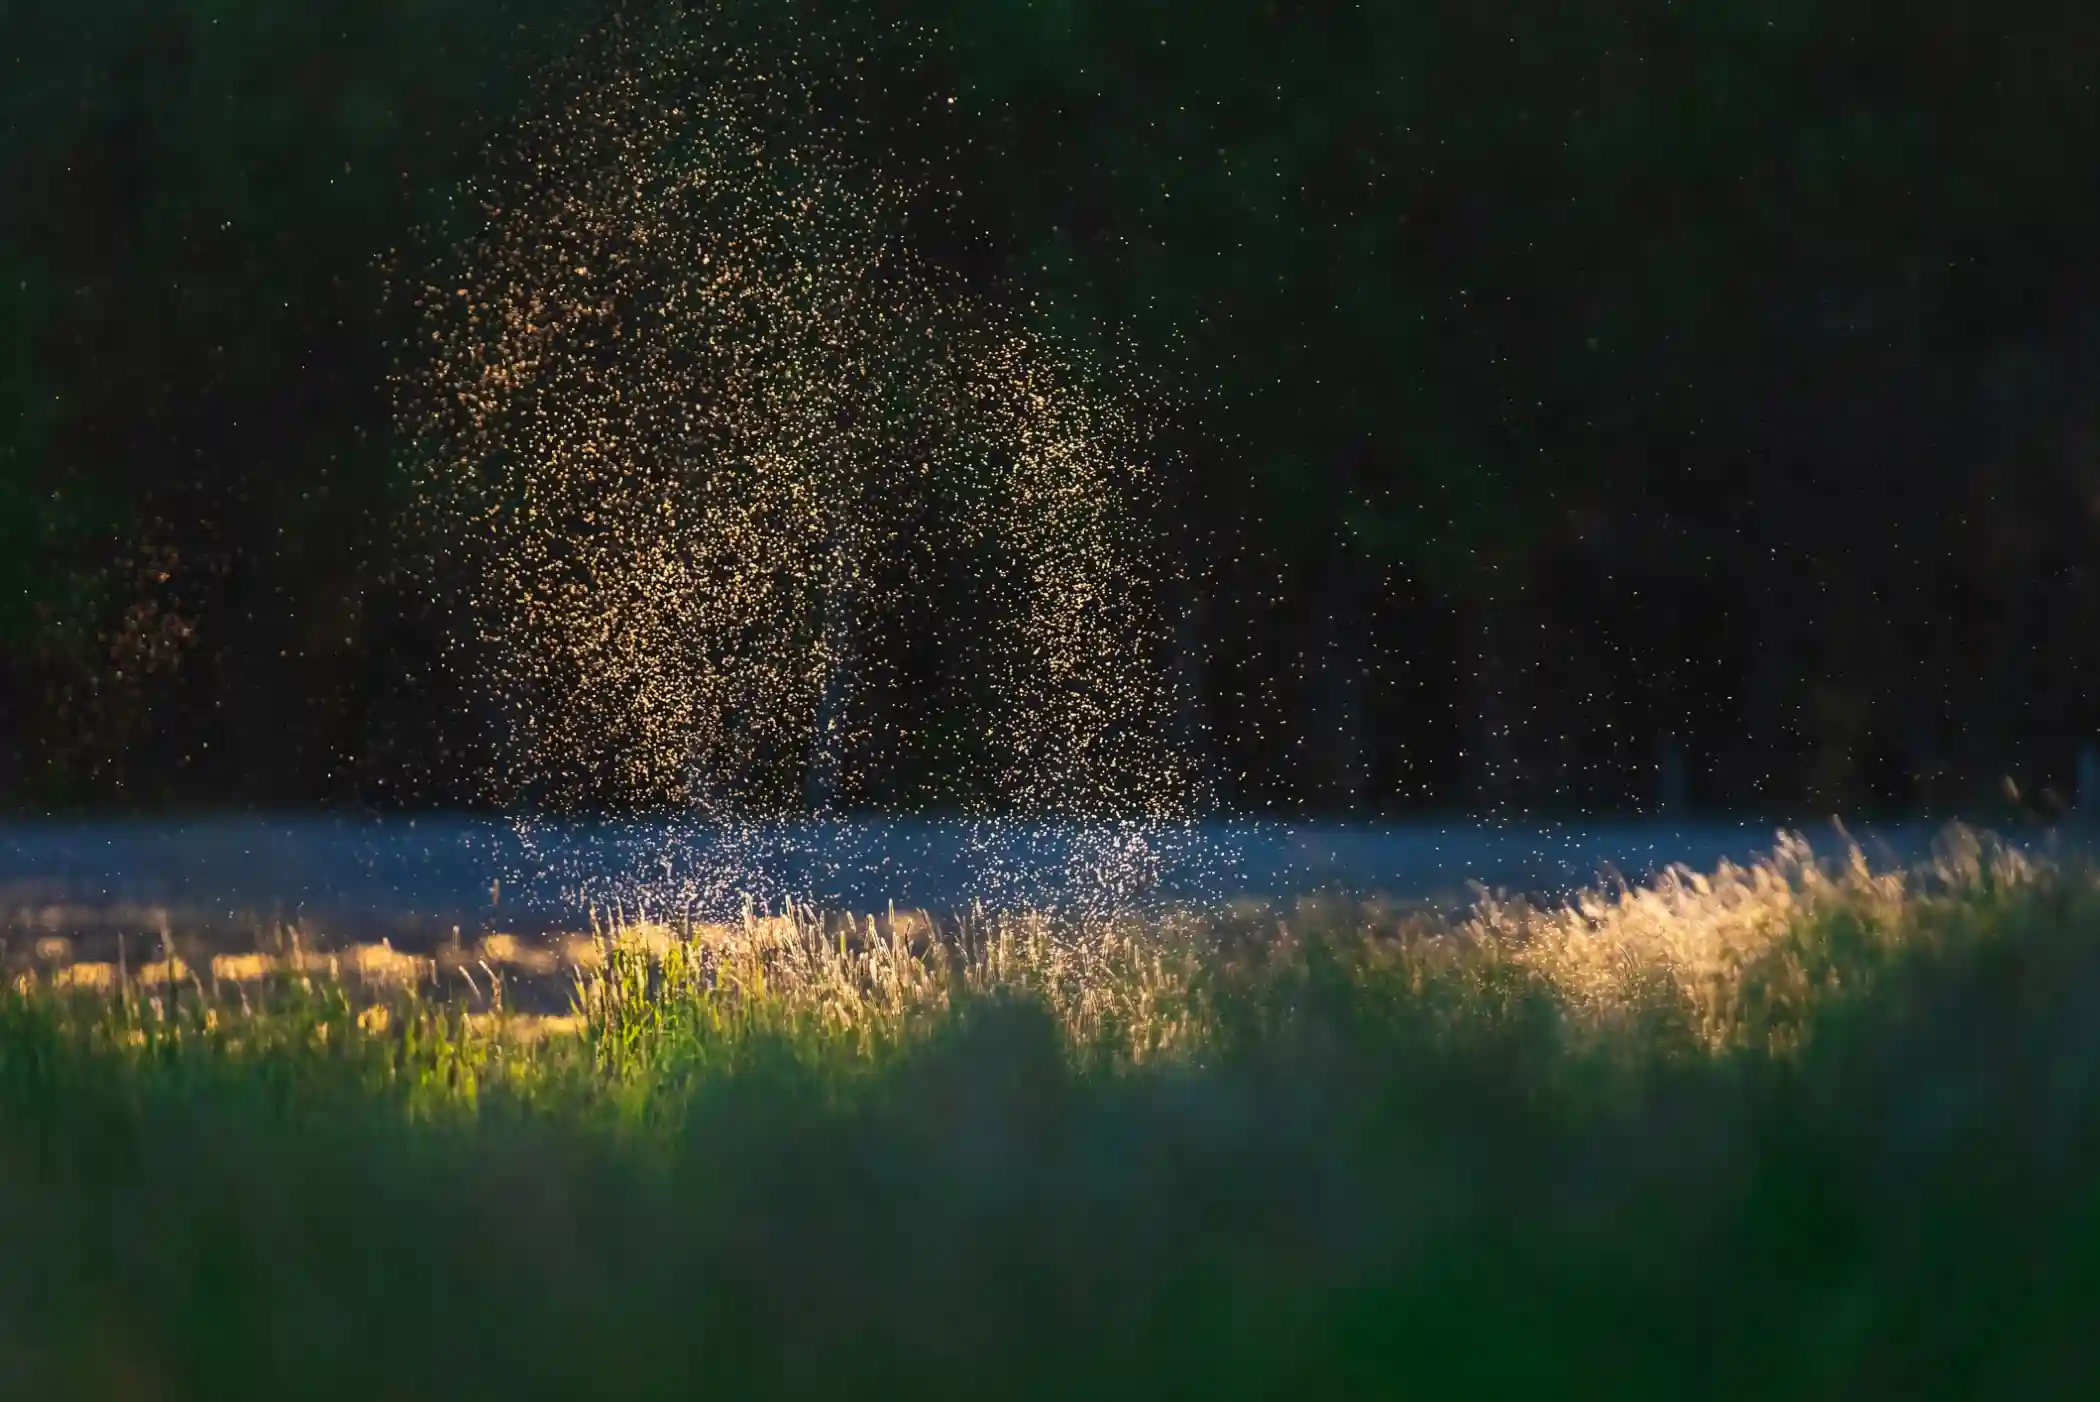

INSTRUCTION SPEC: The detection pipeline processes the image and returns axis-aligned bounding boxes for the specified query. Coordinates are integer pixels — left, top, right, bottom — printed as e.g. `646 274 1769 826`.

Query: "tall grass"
3 825 2098 1399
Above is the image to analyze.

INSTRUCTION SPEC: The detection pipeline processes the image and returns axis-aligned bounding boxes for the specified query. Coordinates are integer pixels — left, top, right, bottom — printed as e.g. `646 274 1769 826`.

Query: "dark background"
2 0 2096 820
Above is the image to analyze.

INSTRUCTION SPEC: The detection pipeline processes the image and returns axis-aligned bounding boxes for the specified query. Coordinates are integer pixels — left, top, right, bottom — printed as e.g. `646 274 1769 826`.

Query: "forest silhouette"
2 0 2095 820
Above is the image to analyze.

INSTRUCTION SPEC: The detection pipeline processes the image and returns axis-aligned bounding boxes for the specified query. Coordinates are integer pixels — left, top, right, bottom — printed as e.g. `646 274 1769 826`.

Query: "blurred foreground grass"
4 826 2099 1400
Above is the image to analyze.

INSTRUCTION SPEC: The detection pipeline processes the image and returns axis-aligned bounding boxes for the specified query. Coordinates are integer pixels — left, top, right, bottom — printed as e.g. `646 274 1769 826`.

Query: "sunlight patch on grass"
476 932 563 975
210 951 277 983
49 961 116 992
343 941 432 989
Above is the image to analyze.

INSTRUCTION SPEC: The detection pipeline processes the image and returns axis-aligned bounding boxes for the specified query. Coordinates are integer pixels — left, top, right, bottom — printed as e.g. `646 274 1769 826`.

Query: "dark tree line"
2 0 2096 819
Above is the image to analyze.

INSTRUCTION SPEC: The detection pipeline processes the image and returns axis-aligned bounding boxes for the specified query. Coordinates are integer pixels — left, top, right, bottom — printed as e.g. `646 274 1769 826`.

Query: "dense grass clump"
4 826 2099 1400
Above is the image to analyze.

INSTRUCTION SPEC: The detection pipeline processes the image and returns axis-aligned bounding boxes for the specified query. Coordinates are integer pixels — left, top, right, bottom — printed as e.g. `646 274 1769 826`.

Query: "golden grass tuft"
1478 825 2082 1052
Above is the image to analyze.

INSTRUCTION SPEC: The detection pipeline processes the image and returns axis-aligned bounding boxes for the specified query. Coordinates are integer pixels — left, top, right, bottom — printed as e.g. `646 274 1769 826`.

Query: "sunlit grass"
4 824 2098 1399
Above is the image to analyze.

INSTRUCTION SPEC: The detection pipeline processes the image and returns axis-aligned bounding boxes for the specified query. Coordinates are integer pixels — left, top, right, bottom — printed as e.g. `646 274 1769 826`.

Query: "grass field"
3 825 2098 1400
